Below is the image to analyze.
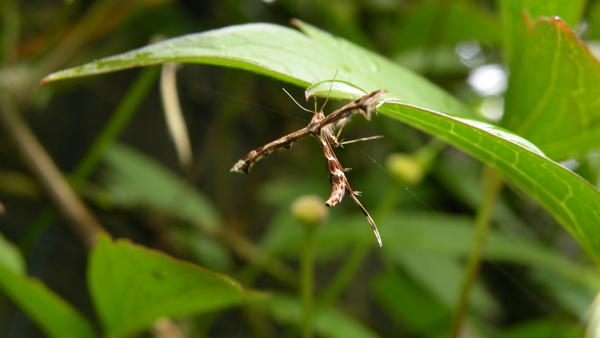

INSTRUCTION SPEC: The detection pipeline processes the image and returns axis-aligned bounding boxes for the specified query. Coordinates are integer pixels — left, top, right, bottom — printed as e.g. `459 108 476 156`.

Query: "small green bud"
291 195 328 228
386 153 425 186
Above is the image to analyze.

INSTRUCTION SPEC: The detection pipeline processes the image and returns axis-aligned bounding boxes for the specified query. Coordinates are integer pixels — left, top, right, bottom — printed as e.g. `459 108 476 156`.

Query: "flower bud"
291 195 328 228
386 153 425 186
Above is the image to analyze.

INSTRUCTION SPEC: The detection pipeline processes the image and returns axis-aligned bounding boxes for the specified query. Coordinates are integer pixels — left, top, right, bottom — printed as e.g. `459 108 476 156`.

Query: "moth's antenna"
282 88 314 114
284 69 340 114
320 68 339 112
340 135 384 145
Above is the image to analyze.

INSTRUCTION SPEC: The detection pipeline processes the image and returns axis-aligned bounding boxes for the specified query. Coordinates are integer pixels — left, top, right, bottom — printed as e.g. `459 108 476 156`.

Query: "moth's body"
231 89 387 247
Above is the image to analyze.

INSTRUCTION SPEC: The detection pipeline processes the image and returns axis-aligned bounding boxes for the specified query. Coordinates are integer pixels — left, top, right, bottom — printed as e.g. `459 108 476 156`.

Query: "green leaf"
503 16 600 160
265 210 599 292
102 143 222 232
0 232 24 273
254 293 379 338
495 318 582 338
531 270 596 316
499 0 586 60
0 257 96 338
42 21 600 262
393 251 499 316
586 2 600 40
380 212 597 318
379 212 599 290
395 1 501 51
41 21 471 118
382 101 600 264
372 270 450 336
500 0 585 29
88 234 245 338
101 143 231 271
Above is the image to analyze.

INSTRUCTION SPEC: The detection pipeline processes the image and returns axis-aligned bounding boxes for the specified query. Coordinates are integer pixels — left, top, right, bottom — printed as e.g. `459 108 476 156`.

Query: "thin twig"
452 168 503 337
0 92 105 251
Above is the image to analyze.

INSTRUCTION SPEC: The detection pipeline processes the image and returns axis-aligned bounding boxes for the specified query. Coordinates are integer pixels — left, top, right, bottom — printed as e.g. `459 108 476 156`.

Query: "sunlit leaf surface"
503 16 600 160
89 234 245 338
43 21 600 263
0 249 96 338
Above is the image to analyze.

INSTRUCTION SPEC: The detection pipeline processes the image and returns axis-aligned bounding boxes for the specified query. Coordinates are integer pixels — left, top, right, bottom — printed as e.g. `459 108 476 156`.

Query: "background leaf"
0 233 24 273
88 234 245 338
101 143 231 271
382 101 600 264
0 245 96 338
394 1 501 51
499 0 586 61
41 22 600 264
372 271 450 337
102 143 222 232
4 2 598 336
502 16 600 160
41 21 471 118
253 293 379 338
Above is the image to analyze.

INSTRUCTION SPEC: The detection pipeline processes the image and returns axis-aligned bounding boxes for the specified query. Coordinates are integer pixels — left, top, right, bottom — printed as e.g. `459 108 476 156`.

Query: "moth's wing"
320 90 387 127
231 127 311 173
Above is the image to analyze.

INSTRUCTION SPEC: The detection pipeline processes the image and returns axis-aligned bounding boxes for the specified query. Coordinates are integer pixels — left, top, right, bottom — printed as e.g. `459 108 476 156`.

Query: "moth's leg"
335 119 348 143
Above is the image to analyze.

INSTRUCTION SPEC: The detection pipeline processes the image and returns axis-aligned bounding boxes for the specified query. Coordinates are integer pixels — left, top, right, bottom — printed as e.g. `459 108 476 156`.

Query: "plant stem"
37 0 120 78
301 225 317 338
18 67 160 254
319 171 404 307
452 167 503 337
70 66 160 189
319 241 369 307
219 228 299 288
0 92 105 251
1 0 19 64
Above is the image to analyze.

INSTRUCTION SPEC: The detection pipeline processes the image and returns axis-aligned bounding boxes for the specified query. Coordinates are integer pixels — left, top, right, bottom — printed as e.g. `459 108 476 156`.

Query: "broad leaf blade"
390 1 501 51
500 0 585 30
89 234 245 338
0 255 96 338
378 212 598 288
41 22 471 118
102 143 222 232
42 21 600 262
254 293 379 338
381 101 600 263
0 233 24 273
500 0 586 61
495 318 582 338
503 16 600 160
373 271 450 336
101 143 231 271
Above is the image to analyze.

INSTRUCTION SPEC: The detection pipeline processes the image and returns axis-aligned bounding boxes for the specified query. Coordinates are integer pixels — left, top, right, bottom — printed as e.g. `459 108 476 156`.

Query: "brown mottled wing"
317 126 383 247
231 127 312 174
320 128 346 207
231 89 385 247
319 90 387 130
231 89 386 174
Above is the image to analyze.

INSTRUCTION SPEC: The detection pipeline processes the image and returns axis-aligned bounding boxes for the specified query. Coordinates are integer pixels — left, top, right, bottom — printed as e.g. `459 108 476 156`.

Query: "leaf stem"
318 241 369 307
0 92 105 251
1 0 19 64
319 173 402 307
70 66 160 189
301 224 317 338
19 67 160 254
452 167 503 337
